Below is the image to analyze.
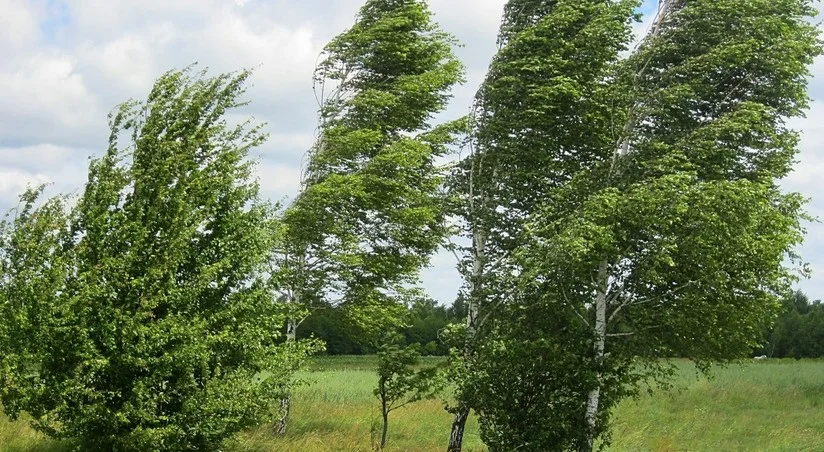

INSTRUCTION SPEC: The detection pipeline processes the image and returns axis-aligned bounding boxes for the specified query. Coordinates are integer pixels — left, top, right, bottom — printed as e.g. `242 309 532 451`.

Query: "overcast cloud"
0 0 821 303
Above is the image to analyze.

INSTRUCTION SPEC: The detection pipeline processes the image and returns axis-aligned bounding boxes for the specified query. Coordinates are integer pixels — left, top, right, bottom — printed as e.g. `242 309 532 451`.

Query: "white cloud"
0 51 101 147
255 160 303 203
0 169 50 201
79 28 173 93
785 102 824 192
421 249 463 304
0 0 42 51
0 144 79 170
64 0 223 37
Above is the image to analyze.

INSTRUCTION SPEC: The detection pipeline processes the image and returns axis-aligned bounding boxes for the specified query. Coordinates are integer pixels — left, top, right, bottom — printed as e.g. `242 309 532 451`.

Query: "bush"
0 68 314 451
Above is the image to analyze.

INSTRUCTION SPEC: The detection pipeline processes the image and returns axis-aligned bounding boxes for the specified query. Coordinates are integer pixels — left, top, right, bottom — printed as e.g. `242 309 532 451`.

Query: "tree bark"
467 228 485 337
286 316 297 342
447 227 485 452
274 316 298 435
447 405 470 452
273 396 291 435
380 403 389 450
582 260 609 452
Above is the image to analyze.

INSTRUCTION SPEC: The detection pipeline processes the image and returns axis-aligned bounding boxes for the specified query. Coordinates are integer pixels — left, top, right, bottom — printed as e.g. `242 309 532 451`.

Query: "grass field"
1 357 822 451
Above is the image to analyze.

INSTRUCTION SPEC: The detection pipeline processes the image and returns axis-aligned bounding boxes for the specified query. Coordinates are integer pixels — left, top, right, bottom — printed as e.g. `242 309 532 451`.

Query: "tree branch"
607 324 664 338
561 284 591 328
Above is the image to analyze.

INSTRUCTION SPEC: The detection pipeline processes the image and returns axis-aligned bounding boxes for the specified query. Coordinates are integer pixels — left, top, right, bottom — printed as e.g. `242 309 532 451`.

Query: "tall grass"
608 359 824 451
1 358 822 451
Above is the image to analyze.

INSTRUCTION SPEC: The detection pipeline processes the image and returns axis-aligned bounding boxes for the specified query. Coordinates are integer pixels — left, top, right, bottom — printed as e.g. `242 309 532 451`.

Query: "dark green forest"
756 290 824 358
299 296 467 356
302 291 824 358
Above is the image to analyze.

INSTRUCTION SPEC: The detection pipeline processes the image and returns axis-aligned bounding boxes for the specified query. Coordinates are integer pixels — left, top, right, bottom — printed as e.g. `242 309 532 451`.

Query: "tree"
297 306 373 355
403 297 451 355
373 333 439 450
445 0 637 448
0 67 314 451
294 297 462 356
270 0 465 433
462 0 821 451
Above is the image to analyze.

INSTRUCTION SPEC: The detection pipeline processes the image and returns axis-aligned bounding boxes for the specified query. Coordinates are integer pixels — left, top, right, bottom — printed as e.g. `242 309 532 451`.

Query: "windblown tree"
445 0 637 449
271 0 465 433
457 0 821 451
0 68 313 451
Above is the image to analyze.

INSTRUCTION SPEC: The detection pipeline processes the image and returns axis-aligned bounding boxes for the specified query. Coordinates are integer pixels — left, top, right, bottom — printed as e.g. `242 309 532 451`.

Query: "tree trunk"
447 228 485 452
467 229 485 336
274 316 298 435
582 260 609 452
286 316 297 342
380 404 389 450
273 396 290 435
583 5 680 445
447 405 470 452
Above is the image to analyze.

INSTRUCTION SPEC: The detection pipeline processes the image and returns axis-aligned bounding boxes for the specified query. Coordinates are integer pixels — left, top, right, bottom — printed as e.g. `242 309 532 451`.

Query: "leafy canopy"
456 0 822 450
279 0 465 335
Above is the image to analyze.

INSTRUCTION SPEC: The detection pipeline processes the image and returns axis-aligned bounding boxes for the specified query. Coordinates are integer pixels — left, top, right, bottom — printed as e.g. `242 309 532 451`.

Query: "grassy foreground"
1 357 822 451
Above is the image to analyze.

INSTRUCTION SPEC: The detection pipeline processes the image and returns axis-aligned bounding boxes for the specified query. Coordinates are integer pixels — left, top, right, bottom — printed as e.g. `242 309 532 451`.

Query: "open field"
1 357 822 451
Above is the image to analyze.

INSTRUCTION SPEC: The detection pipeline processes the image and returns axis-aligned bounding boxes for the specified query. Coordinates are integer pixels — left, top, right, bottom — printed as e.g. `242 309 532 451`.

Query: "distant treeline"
299 290 824 359
298 297 467 356
756 291 824 359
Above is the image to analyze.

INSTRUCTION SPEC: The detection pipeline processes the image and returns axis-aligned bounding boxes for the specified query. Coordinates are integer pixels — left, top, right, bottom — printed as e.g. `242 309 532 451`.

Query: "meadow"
1 357 822 451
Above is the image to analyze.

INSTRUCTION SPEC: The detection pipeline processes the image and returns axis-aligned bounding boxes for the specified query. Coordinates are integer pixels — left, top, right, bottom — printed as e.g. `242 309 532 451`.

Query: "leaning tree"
449 0 821 451
0 68 314 451
271 0 465 433
445 0 638 448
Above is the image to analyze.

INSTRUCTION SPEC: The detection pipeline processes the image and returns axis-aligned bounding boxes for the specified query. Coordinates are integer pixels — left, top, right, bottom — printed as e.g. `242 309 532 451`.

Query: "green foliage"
452 0 823 450
0 67 315 451
448 0 640 448
276 0 466 338
4 357 824 451
467 304 598 451
298 307 374 355
373 334 440 450
758 290 824 358
0 187 72 418
270 1 464 432
401 298 456 356
299 297 461 356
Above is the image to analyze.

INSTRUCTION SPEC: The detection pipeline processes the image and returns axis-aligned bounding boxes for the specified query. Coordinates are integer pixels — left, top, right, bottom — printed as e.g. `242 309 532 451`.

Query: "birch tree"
272 0 465 433
445 1 636 449
465 0 821 450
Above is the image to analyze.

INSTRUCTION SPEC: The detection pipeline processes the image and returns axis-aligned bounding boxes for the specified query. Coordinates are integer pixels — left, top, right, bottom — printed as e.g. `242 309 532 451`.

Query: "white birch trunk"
583 260 608 452
583 5 682 445
274 312 298 435
286 316 297 343
275 254 302 436
467 228 485 335
447 228 486 452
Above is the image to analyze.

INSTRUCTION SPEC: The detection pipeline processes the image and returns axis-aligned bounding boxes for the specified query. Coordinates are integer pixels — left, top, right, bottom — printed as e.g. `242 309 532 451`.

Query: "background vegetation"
301 291 824 360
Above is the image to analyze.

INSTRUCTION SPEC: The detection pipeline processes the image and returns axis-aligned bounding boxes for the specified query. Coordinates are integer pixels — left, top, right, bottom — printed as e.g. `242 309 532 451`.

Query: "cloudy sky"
1 0 822 304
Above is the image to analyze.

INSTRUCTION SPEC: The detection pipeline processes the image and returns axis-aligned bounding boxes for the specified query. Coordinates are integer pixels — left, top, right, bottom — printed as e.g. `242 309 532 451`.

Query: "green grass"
608 359 824 452
2 358 822 451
